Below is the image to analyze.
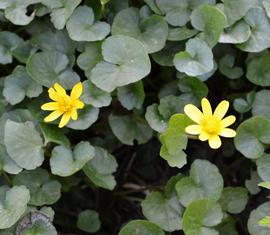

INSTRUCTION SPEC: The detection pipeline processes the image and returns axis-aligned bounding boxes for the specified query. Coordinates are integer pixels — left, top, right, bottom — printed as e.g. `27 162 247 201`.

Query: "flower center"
58 97 73 113
201 116 221 135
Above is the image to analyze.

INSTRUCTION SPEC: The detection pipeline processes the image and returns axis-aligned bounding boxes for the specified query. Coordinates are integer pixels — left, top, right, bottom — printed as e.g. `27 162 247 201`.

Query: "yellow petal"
208 135 222 149
184 104 203 124
199 131 210 141
54 83 66 96
71 109 78 121
213 100 229 119
48 88 59 101
59 112 71 128
201 98 212 116
74 100 85 109
185 125 201 135
221 115 236 128
44 110 63 122
219 128 236 138
71 82 83 100
41 102 58 111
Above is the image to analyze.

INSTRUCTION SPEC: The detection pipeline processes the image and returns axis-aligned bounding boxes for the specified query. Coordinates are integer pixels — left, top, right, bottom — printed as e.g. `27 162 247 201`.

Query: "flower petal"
219 128 236 138
221 115 236 128
199 131 210 141
48 88 59 101
71 82 83 100
208 135 222 149
59 112 71 128
41 102 58 111
184 104 203 123
185 125 201 135
44 110 63 122
213 100 229 119
54 83 66 96
71 109 78 121
201 98 212 116
75 100 85 109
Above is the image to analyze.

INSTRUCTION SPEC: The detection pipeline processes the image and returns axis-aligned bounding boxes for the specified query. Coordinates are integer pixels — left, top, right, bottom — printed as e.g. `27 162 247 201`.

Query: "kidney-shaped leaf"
90 35 151 92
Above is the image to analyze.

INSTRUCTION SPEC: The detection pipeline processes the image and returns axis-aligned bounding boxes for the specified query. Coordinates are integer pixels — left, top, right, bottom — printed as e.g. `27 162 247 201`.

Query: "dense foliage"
0 0 270 234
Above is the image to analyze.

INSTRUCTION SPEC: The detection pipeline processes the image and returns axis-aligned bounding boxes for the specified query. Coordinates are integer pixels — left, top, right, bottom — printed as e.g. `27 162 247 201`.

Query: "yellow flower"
184 98 236 149
41 82 84 128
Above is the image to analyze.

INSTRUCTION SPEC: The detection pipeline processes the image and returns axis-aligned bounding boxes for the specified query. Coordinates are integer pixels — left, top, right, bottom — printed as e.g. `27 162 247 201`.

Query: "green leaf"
81 80 112 108
237 7 270 52
252 90 270 118
219 187 248 214
90 35 151 92
83 147 118 190
159 114 193 169
247 53 270 86
40 123 70 147
112 7 169 53
66 105 99 130
155 0 190 27
168 26 198 41
259 216 270 228
216 216 238 235
77 210 101 233
222 0 256 26
141 191 184 231
66 6 110 41
50 141 95 177
42 0 81 30
190 5 226 47
0 144 22 174
26 51 79 89
258 182 270 190
219 55 244 79
0 0 41 25
256 154 270 182
13 168 61 206
0 31 24 64
145 104 167 133
245 172 262 195
4 120 44 170
173 38 214 76
178 76 208 106
3 66 42 105
182 199 222 235
16 210 57 235
118 220 165 235
234 117 270 159
248 202 270 234
176 159 224 206
219 20 251 44
0 185 30 229
117 81 145 110
109 114 153 145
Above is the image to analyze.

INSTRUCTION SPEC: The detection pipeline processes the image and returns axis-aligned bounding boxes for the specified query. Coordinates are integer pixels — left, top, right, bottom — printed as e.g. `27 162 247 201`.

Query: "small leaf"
77 210 101 233
258 182 270 190
145 104 167 133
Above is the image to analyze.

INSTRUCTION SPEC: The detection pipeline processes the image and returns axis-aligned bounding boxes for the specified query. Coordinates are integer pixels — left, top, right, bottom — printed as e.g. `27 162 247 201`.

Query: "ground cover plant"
1 0 270 234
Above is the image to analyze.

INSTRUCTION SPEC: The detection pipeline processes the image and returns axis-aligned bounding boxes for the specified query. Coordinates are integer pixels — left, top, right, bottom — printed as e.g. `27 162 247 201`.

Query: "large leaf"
66 6 110 41
252 90 270 118
4 120 44 170
0 185 30 229
50 141 95 177
83 147 118 190
118 220 165 235
176 159 224 206
13 168 61 206
90 35 151 92
112 7 169 53
173 38 214 76
234 117 270 159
